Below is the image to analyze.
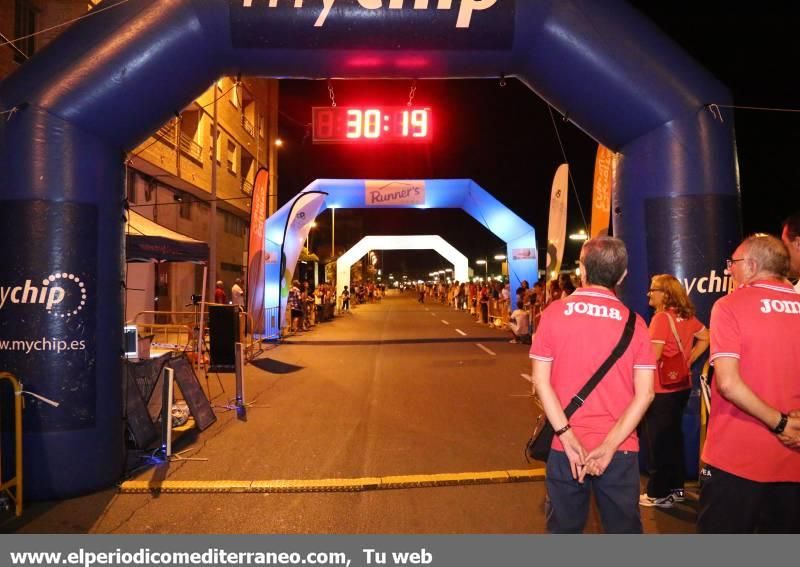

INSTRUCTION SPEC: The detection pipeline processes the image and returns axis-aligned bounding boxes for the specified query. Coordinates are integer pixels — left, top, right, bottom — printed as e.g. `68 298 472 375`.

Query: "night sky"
277 2 800 281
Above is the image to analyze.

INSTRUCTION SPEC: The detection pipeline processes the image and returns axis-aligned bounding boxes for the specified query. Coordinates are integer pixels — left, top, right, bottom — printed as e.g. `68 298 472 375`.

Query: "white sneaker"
639 493 675 508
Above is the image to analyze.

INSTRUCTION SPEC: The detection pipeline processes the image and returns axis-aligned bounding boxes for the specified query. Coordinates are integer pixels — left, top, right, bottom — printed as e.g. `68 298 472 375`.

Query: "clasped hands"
561 430 613 483
778 410 800 450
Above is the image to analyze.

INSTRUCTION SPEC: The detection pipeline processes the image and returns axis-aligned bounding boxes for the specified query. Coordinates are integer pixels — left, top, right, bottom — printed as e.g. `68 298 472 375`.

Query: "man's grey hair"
580 236 628 289
742 234 789 278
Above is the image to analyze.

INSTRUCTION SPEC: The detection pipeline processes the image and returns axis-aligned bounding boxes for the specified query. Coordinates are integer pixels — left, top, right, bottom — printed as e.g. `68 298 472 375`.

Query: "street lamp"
476 259 488 279
330 206 336 260
305 221 317 251
493 254 507 281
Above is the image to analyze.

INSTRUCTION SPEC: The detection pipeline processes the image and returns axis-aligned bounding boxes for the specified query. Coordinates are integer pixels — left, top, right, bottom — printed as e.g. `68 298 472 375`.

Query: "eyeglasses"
725 257 746 269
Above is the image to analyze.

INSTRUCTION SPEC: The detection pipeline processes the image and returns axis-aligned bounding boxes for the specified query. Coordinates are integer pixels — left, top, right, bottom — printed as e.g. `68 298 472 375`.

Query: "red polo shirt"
705 280 800 482
649 310 706 393
530 287 656 452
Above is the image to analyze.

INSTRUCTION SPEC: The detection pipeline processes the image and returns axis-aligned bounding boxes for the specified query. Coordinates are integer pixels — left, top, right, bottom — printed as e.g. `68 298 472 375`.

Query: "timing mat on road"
119 469 545 494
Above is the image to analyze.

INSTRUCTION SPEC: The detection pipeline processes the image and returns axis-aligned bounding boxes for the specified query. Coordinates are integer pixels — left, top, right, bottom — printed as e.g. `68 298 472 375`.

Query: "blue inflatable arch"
0 0 739 498
265 178 537 335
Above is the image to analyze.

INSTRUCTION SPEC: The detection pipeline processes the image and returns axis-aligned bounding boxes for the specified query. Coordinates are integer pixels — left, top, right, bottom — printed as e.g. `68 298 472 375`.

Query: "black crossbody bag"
525 308 637 463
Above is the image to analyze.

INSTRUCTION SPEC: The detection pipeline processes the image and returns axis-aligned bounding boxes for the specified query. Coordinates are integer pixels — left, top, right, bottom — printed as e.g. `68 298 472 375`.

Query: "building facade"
125 75 279 321
1 0 280 323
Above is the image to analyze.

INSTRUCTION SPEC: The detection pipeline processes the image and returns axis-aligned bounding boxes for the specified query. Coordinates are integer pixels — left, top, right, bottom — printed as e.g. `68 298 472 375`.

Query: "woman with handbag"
640 274 710 508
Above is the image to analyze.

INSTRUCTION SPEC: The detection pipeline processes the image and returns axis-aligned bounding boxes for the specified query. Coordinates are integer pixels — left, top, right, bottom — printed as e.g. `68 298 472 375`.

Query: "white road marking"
455 329 467 336
441 320 450 325
476 343 496 356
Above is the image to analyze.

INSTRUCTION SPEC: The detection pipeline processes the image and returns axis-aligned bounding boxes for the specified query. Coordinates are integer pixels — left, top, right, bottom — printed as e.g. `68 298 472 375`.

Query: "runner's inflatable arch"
0 0 740 498
265 178 537 337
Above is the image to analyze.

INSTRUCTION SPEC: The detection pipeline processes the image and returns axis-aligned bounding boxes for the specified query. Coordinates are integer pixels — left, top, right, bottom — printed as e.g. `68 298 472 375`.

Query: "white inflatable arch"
337 235 469 297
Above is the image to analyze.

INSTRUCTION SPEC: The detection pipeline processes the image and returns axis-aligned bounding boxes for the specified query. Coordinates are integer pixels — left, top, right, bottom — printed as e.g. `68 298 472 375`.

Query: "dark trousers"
545 450 643 534
643 388 690 497
698 465 800 533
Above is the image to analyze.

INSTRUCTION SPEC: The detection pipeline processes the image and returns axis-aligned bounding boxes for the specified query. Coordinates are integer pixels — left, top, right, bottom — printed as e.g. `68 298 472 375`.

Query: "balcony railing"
241 179 254 196
242 115 255 137
154 122 177 147
179 132 203 162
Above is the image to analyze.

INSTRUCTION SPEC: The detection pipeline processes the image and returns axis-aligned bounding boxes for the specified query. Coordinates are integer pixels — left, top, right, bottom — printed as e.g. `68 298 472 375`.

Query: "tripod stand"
187 297 225 400
216 342 269 416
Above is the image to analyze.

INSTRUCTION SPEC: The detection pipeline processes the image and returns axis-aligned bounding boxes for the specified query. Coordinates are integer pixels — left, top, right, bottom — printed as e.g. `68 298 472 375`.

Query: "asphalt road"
4 293 696 533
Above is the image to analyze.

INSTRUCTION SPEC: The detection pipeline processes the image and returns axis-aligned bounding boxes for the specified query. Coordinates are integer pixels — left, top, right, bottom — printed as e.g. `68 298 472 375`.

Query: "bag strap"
563 307 637 418
665 311 687 360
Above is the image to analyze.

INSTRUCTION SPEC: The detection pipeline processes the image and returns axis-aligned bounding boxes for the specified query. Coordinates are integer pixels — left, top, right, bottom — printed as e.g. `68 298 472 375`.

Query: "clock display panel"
312 106 432 144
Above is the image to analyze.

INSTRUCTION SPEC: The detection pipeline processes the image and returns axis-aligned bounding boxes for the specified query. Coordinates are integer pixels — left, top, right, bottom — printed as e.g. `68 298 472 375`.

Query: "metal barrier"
487 299 511 327
0 372 23 517
133 308 263 360
133 310 199 349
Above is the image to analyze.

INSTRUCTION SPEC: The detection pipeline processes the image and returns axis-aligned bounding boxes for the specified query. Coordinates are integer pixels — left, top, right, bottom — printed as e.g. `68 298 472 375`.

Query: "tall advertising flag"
591 145 617 238
247 168 269 336
278 191 328 329
546 164 569 281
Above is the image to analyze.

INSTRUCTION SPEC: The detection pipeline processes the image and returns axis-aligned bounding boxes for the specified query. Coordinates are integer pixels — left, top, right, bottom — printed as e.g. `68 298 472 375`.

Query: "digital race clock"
312 106 432 144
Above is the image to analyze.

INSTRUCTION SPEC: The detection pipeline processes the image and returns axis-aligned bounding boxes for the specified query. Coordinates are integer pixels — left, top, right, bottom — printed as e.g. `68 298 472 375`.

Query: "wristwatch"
772 413 789 435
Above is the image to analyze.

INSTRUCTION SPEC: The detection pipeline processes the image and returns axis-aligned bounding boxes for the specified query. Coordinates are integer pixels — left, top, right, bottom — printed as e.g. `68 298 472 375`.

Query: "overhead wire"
0 30 28 60
465 188 524 286
0 0 131 50
710 103 800 113
547 106 589 233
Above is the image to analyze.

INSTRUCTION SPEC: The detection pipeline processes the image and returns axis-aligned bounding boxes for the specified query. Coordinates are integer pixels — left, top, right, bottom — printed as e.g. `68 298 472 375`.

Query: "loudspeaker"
208 305 239 372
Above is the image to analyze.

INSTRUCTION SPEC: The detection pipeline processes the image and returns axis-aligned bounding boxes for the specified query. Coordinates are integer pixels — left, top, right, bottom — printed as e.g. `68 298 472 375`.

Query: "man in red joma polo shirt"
700 234 800 533
531 237 656 533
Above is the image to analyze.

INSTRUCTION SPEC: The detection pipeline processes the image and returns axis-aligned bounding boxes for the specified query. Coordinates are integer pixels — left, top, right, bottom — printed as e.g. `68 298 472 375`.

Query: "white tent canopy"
126 210 208 263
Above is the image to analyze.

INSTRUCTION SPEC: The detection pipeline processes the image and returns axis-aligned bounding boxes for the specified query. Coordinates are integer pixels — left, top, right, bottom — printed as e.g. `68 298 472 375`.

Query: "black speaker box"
208 305 239 372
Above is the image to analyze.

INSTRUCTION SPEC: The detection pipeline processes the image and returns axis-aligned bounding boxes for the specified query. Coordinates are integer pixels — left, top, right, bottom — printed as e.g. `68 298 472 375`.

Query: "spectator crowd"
527 214 800 534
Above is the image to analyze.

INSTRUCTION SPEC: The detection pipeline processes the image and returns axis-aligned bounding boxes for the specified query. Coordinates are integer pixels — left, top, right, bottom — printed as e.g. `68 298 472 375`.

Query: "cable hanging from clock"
313 80 431 144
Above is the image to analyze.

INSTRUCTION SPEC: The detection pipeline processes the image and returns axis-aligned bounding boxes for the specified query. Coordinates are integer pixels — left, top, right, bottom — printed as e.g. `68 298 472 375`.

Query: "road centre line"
476 343 496 356
455 329 467 336
441 320 450 325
